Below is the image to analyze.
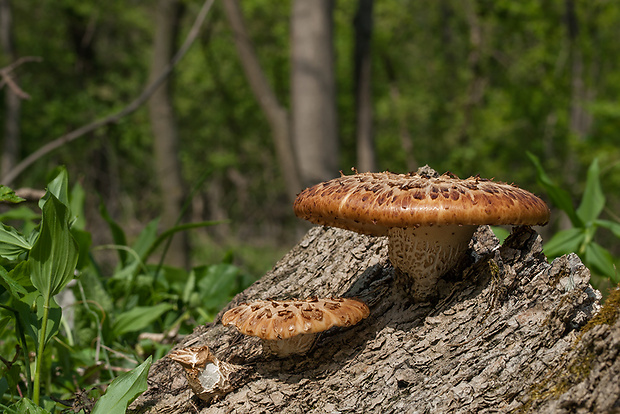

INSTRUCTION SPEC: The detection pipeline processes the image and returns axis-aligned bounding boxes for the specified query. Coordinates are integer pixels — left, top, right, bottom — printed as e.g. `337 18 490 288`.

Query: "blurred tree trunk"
291 0 339 188
0 0 21 179
148 0 188 269
564 0 594 187
354 0 376 173
222 0 302 203
458 0 486 146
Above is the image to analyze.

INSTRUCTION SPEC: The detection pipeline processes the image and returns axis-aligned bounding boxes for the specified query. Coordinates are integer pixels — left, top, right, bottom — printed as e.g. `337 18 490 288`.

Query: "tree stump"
130 225 619 413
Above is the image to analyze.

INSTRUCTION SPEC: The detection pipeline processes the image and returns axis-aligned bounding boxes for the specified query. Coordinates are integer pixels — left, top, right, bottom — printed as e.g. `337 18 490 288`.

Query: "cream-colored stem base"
388 225 478 300
263 333 317 357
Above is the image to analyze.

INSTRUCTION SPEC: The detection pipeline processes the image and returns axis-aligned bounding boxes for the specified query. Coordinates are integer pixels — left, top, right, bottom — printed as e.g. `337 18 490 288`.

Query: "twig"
0 56 42 99
1 0 216 186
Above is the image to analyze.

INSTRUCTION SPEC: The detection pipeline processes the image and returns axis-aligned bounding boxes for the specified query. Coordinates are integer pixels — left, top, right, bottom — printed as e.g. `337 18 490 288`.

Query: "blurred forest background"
2 0 620 282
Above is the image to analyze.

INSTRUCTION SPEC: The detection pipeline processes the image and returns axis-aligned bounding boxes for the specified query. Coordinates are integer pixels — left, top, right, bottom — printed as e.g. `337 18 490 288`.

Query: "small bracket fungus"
293 168 550 301
222 297 370 357
168 345 237 402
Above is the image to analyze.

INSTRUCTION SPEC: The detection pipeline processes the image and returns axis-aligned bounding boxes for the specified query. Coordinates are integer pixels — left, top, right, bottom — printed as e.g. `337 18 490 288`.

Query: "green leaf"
527 152 582 227
0 265 28 297
0 205 41 222
91 356 152 414
543 228 586 258
39 166 70 210
576 159 605 225
196 263 244 311
112 303 173 336
0 223 32 260
4 397 52 414
595 219 620 239
30 195 79 298
131 218 160 261
99 201 129 265
585 242 618 282
70 182 87 230
0 185 25 203
14 292 62 349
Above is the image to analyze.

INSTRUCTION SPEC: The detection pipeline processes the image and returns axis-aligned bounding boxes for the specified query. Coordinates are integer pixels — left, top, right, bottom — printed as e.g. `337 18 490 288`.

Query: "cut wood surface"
130 225 619 413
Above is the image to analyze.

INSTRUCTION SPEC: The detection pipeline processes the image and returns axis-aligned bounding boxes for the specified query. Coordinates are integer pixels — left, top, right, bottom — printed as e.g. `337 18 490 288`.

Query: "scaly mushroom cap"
222 297 370 340
293 170 550 235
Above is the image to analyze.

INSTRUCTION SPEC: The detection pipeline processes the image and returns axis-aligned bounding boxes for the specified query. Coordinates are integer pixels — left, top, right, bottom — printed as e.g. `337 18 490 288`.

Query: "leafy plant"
528 153 620 286
0 168 253 410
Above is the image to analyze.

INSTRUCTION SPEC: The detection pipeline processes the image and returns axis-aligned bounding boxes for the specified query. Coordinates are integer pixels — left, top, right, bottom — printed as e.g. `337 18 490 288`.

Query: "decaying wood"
130 224 617 413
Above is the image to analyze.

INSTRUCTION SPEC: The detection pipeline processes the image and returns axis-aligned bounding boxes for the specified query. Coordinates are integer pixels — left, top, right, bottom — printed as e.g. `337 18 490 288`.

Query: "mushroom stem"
388 225 478 300
263 333 317 357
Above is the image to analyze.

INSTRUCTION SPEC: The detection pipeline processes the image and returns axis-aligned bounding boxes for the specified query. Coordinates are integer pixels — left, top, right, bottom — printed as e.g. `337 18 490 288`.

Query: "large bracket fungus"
293 167 550 301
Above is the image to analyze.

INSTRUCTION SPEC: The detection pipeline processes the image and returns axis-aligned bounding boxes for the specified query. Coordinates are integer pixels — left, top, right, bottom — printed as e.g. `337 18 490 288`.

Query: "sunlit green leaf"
30 195 79 298
585 242 618 282
14 292 62 349
0 265 28 297
576 159 605 225
4 397 51 414
91 356 152 414
0 185 25 203
39 167 70 210
543 228 585 258
595 219 620 239
0 223 32 260
112 303 173 336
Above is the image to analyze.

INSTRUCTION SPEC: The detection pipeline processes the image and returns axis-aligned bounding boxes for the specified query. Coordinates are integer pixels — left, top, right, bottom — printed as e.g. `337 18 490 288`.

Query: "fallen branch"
1 0 215 186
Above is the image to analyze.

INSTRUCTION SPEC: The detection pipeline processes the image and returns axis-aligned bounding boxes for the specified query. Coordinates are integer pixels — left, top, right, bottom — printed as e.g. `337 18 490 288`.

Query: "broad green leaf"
543 228 585 258
30 195 79 298
4 397 52 414
576 159 605 225
39 166 70 210
491 226 510 243
14 292 62 349
595 219 620 239
196 264 245 311
112 303 173 336
0 186 25 203
0 205 41 222
91 356 152 414
132 218 160 261
527 152 581 227
585 242 618 282
0 265 28 297
0 223 32 260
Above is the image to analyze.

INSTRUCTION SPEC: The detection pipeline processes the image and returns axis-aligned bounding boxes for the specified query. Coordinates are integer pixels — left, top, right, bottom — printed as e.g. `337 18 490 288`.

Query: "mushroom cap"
293 170 550 236
221 297 370 340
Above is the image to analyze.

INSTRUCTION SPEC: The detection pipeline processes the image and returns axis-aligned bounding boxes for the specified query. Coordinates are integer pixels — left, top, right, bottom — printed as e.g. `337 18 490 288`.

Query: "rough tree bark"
291 0 339 189
148 0 188 268
130 223 618 413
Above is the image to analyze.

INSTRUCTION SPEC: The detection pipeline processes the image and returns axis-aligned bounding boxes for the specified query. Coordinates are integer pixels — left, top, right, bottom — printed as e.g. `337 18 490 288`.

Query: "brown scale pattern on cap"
222 297 370 341
293 171 550 236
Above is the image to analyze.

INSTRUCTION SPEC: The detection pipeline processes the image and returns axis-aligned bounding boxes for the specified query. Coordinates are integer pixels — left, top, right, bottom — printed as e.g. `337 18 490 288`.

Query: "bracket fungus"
293 168 550 301
222 297 369 357
168 345 238 402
